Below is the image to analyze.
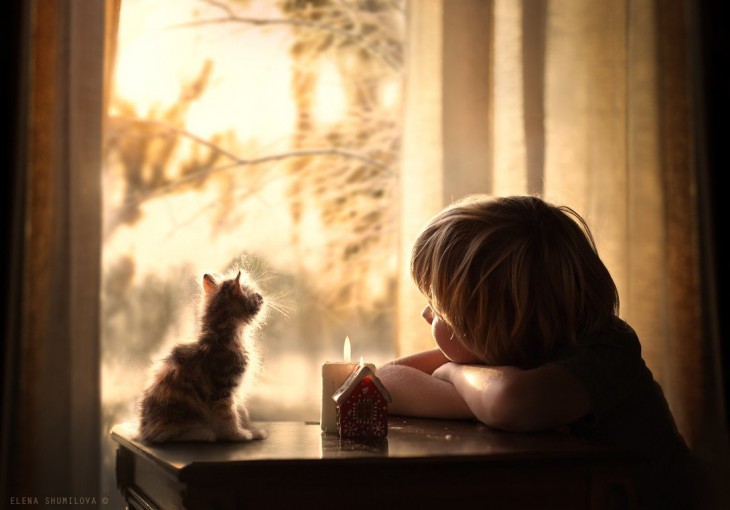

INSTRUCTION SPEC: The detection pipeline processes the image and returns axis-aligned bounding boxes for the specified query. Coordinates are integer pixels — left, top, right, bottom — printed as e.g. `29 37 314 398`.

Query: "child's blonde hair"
411 195 619 368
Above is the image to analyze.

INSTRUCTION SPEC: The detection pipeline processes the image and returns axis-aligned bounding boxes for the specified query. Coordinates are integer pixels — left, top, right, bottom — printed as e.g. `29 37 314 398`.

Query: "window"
101 0 404 503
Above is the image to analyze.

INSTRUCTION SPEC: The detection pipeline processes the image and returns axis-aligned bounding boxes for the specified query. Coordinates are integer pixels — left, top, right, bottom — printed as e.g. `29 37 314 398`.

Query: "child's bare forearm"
433 363 590 431
432 363 518 428
376 364 474 419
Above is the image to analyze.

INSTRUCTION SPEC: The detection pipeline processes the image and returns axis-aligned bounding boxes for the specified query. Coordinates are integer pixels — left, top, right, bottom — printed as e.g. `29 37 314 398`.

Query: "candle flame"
359 356 364 367
344 336 351 362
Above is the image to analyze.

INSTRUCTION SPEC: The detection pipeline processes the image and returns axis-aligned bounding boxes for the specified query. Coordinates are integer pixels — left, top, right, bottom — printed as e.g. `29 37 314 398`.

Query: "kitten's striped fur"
138 270 266 442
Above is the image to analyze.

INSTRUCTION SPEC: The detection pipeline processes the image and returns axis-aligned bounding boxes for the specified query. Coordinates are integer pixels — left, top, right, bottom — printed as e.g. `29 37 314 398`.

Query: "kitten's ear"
203 274 218 295
234 270 241 285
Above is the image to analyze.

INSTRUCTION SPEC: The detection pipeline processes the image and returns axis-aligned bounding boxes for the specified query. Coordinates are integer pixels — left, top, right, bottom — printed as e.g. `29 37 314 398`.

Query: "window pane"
101 0 403 501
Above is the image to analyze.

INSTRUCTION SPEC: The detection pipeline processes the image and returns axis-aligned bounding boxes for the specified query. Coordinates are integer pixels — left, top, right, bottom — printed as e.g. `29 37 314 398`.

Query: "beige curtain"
3 0 119 499
398 0 725 450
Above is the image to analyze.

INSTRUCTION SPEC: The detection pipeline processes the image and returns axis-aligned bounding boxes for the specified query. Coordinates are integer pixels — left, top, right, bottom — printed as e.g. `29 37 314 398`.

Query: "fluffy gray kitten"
138 270 266 442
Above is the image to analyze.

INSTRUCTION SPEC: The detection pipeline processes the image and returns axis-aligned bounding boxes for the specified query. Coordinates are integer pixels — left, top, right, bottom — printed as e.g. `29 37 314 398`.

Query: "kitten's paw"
220 428 254 442
238 428 255 441
249 427 267 440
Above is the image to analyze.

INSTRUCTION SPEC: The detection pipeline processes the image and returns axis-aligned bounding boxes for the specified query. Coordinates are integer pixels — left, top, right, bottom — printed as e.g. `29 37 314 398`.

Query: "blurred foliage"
104 59 229 235
101 256 190 365
104 0 404 314
280 0 403 311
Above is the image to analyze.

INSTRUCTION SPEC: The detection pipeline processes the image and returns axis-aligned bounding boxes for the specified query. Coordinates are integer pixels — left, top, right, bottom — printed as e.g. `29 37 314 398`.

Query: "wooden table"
112 418 642 509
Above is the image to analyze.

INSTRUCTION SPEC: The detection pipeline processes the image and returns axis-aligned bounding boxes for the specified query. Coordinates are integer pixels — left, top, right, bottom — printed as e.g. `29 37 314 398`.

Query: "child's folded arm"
376 363 474 419
432 363 591 432
382 348 451 375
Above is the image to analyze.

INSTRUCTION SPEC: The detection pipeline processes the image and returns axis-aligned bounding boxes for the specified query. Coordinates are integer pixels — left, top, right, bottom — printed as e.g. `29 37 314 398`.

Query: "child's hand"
380 348 450 375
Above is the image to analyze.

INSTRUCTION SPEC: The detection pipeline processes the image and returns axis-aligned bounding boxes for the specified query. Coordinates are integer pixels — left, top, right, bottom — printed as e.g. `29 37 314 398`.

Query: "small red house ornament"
332 364 392 439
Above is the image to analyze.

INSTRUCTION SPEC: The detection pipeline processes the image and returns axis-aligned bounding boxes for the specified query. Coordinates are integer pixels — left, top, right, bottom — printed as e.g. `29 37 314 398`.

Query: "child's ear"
203 274 217 295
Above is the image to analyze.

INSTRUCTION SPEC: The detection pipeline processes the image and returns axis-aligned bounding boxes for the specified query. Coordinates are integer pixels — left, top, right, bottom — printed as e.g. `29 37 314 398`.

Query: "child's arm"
376 360 474 419
432 363 590 431
383 348 451 374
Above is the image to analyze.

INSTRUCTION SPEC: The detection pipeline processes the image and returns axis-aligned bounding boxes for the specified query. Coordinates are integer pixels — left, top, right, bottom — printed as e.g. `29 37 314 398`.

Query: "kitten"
138 270 267 442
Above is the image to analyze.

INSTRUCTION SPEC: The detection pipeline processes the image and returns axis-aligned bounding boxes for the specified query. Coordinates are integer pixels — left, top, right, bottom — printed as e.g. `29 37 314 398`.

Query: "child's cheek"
438 338 481 364
432 320 480 364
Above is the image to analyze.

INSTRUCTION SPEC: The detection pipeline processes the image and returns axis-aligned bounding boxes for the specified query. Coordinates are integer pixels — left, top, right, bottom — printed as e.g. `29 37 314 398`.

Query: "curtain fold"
655 0 728 453
2 0 117 499
398 0 494 356
398 0 725 450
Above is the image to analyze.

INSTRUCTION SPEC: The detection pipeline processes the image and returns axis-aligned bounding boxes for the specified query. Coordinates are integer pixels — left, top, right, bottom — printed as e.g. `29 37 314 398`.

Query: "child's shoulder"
577 318 640 350
553 318 643 376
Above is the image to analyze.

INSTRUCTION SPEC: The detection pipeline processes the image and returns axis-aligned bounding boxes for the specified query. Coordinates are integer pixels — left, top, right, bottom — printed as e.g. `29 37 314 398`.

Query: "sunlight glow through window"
102 0 403 455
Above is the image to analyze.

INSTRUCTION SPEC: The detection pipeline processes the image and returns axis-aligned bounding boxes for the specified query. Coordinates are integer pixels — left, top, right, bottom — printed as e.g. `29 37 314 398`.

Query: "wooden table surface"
112 418 642 509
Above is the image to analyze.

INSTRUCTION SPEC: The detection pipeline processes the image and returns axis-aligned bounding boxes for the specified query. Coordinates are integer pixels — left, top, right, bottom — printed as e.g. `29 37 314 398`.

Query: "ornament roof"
332 364 392 404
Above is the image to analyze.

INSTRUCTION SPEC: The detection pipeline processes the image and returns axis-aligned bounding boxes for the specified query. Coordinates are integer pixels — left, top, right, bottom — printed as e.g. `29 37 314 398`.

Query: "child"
377 194 692 508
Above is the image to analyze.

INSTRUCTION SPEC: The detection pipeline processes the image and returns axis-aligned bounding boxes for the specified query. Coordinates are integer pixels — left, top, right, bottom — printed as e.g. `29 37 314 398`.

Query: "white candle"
320 337 374 433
